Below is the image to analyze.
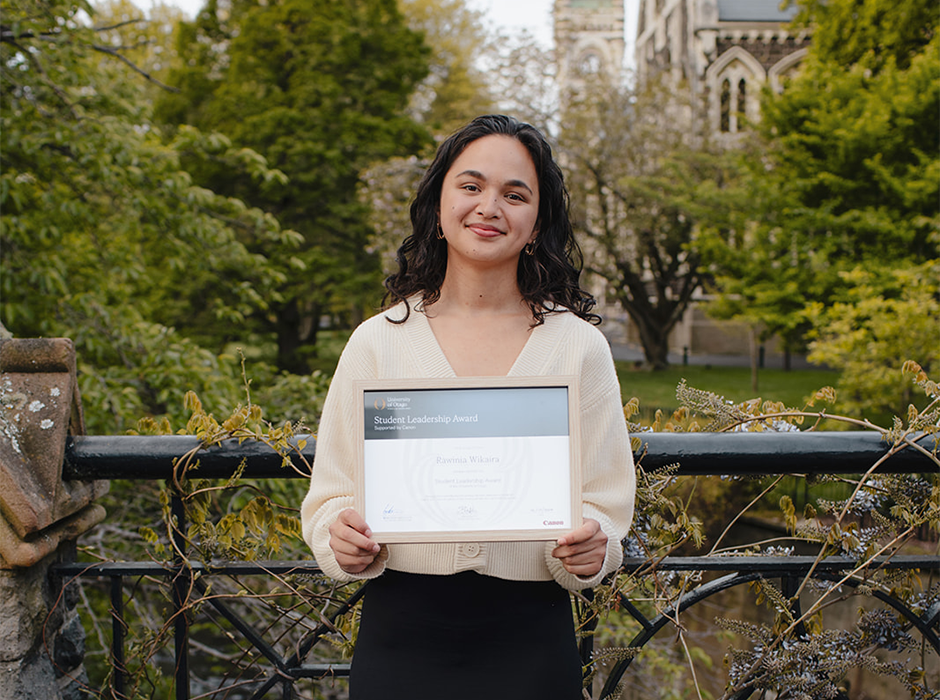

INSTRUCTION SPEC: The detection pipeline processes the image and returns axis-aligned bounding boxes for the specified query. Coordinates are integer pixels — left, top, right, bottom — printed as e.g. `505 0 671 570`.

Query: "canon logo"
543 520 564 526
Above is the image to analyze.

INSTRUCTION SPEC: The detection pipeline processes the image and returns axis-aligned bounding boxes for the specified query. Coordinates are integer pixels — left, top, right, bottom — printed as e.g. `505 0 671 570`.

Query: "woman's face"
438 134 540 269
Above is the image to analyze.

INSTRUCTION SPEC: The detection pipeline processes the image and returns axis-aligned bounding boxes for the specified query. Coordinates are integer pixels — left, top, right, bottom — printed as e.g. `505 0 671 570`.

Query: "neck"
435 260 526 316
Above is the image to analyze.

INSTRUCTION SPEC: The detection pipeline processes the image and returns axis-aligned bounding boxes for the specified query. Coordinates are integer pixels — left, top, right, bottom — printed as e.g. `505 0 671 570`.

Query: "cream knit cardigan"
301 301 636 591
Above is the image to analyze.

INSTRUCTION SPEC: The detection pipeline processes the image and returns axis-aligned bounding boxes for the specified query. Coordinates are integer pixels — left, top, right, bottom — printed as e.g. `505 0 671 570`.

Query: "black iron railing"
54 432 939 699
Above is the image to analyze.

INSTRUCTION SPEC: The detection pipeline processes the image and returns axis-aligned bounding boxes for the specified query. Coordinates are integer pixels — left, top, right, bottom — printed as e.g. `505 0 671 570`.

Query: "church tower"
553 0 626 94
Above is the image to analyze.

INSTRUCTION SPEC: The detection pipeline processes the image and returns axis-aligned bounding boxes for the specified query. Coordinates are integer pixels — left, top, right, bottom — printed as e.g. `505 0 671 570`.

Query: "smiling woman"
300 114 637 699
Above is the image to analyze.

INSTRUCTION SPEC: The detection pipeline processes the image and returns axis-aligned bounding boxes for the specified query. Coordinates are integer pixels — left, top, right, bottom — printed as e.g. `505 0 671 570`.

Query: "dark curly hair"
383 114 599 326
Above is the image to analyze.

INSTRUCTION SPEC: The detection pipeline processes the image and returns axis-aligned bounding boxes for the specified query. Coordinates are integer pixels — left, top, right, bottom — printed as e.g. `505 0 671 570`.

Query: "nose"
477 193 502 218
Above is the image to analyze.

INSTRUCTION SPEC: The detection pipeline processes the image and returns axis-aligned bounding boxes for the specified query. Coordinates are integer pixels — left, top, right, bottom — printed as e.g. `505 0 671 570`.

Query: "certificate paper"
355 377 581 543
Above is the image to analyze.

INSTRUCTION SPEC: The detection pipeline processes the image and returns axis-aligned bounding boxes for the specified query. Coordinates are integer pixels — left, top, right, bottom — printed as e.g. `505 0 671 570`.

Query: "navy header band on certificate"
363 386 570 440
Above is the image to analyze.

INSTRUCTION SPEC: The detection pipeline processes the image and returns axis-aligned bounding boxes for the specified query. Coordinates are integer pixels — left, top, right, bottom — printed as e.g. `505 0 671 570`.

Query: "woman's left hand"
551 518 608 577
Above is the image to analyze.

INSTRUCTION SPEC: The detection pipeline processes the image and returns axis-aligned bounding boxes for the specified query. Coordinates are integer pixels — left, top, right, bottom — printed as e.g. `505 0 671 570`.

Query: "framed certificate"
354 376 581 543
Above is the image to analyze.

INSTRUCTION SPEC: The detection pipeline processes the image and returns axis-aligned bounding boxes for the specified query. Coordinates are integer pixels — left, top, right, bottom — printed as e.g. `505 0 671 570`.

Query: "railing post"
0 338 108 700
172 492 190 700
110 575 127 698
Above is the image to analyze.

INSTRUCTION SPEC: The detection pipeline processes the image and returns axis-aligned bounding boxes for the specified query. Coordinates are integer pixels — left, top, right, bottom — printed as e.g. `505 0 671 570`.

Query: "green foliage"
757 32 939 261
400 0 496 136
90 0 187 97
805 262 940 419
789 0 937 72
155 391 310 560
590 607 717 700
0 0 301 432
154 0 434 372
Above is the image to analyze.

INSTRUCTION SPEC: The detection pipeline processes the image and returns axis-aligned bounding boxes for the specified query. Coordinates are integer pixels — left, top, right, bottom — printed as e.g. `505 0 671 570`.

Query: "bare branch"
93 19 148 32
90 43 180 92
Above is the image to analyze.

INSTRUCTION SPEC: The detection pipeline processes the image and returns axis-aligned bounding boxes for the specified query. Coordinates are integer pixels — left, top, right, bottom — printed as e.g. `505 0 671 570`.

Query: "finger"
554 527 605 559
331 534 378 558
331 534 381 574
331 511 380 555
337 509 379 550
559 548 605 567
337 508 373 538
555 519 600 548
557 547 606 576
552 547 607 566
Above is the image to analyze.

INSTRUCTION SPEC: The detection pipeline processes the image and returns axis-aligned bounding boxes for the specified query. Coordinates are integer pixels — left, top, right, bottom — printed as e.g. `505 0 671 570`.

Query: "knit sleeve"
300 323 389 582
544 326 636 591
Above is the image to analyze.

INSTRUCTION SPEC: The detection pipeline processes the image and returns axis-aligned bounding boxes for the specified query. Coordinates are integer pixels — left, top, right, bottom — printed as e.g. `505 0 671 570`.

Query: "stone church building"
552 0 811 364
634 0 810 135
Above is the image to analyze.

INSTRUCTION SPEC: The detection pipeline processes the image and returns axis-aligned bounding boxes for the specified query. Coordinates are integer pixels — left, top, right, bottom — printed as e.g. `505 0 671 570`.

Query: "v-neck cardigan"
300 301 637 591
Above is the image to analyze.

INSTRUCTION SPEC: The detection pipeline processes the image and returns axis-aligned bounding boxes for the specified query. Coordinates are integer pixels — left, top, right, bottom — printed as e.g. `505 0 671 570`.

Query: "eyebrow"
455 169 534 195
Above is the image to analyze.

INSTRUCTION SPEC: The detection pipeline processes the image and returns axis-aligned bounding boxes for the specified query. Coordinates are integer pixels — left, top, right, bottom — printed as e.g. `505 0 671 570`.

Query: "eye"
506 192 526 202
460 183 481 193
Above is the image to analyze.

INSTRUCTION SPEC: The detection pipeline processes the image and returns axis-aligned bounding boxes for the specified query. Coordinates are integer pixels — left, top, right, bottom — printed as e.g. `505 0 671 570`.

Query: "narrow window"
737 78 747 130
720 79 731 132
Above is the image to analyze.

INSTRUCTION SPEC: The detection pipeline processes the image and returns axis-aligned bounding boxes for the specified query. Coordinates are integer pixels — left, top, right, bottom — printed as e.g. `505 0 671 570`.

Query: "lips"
467 223 505 237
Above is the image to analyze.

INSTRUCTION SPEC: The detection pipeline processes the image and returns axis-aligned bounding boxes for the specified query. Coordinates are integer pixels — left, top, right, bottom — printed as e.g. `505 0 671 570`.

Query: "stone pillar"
0 338 108 700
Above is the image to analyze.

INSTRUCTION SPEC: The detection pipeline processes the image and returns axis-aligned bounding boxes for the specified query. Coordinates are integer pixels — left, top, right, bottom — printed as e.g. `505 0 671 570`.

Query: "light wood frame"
354 376 582 543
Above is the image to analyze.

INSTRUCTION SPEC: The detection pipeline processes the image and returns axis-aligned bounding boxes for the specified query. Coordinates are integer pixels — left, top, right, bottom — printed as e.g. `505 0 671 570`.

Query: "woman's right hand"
329 508 381 574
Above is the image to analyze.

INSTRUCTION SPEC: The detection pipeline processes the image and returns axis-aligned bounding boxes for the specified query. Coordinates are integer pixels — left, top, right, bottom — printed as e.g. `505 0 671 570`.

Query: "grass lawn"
615 363 840 414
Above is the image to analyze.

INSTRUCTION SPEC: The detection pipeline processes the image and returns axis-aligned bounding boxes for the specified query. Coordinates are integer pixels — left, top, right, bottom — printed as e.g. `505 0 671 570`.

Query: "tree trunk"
275 299 319 374
634 315 671 370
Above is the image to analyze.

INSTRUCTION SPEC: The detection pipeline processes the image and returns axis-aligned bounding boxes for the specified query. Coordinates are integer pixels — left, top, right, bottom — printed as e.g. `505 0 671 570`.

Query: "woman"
301 115 636 699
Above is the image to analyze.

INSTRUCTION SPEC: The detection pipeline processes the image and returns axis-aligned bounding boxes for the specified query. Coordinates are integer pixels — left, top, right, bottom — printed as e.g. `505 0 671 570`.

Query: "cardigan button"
463 543 481 558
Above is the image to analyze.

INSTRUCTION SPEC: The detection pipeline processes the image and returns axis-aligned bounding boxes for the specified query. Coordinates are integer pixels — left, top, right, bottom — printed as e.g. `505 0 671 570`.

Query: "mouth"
467 223 505 238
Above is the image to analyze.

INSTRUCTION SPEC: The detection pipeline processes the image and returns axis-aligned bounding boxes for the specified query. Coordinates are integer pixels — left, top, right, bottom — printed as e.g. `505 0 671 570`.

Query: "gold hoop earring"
436 223 445 240
524 241 535 256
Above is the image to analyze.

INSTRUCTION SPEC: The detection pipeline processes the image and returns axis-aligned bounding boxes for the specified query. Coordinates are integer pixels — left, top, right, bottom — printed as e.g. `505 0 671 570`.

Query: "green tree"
155 0 433 373
401 0 495 135
1 0 296 432
707 0 939 388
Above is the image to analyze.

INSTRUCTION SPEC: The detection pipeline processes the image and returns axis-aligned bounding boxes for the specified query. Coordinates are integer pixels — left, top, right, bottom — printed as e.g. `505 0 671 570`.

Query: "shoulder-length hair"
383 114 599 325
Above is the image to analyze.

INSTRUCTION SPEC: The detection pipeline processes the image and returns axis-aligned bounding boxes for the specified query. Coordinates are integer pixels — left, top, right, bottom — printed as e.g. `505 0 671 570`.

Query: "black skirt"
349 570 583 700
